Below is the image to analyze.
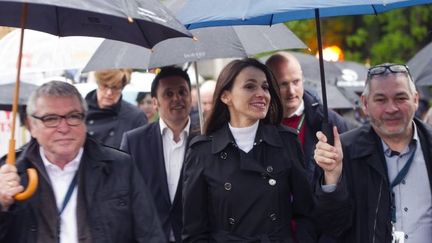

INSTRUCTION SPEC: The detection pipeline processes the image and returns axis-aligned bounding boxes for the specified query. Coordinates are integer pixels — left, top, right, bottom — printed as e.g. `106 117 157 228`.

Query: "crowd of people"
0 52 431 243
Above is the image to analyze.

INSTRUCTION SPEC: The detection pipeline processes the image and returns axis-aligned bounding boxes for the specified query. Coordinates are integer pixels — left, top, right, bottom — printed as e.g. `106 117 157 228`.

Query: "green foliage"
285 5 432 65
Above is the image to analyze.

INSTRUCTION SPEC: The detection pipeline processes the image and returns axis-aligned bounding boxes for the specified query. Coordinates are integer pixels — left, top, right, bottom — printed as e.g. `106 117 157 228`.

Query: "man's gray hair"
26 81 88 115
362 69 416 97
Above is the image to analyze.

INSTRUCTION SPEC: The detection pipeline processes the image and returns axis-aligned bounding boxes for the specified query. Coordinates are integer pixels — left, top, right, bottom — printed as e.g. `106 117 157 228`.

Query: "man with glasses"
0 81 165 243
314 63 432 243
85 69 147 148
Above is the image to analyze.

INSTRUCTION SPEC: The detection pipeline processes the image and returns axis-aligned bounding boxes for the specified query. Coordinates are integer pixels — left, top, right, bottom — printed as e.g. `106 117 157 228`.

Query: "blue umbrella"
176 0 432 29
176 0 432 144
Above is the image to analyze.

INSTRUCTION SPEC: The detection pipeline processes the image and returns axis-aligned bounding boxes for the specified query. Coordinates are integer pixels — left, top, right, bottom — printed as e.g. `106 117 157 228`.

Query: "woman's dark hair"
204 58 283 135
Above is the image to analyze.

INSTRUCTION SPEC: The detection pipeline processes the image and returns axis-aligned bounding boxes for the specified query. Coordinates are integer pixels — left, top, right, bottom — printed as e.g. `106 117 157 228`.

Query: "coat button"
228 217 235 225
88 120 94 124
266 166 273 173
118 199 127 206
224 182 232 191
109 131 115 136
220 152 227 160
268 179 276 186
269 213 277 221
89 131 94 135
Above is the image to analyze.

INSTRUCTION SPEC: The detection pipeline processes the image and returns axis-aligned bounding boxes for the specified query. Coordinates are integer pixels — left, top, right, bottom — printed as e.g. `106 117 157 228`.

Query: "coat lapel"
81 137 111 209
350 126 388 183
154 124 172 207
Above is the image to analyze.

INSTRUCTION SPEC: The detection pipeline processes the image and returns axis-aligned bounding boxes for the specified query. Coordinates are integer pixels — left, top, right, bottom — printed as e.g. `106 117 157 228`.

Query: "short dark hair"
204 58 283 135
150 66 191 98
136 92 151 103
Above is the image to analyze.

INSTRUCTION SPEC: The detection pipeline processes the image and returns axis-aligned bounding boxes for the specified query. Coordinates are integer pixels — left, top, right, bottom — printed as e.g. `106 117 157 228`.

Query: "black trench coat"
182 122 317 243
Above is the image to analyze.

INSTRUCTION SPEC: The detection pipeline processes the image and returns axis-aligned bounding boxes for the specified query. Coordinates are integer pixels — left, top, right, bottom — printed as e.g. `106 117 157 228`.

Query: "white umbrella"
0 29 103 73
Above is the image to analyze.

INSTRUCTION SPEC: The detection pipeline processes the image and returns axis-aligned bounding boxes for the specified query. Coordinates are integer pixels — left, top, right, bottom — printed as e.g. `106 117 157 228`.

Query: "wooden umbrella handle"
6 139 39 201
14 168 38 201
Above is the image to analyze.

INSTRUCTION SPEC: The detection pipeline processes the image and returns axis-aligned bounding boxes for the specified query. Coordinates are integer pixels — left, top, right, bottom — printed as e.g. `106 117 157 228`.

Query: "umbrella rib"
135 20 152 48
372 5 378 15
55 6 61 35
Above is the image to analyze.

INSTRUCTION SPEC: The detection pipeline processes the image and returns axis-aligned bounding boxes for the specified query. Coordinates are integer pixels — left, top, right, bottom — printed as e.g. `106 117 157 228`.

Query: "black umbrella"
0 0 191 200
0 0 191 48
408 41 432 86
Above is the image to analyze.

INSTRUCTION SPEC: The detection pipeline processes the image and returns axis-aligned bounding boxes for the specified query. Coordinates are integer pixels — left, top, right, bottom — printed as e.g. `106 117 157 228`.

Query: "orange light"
317 45 344 62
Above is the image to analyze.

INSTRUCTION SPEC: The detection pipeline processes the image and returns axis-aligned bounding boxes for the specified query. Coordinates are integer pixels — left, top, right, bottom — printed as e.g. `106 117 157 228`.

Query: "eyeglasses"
367 64 412 78
31 112 85 128
98 84 123 93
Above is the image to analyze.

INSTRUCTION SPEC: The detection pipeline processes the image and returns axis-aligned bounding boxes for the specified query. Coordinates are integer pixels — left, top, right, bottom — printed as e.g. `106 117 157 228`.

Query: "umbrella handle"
6 139 39 201
14 168 38 201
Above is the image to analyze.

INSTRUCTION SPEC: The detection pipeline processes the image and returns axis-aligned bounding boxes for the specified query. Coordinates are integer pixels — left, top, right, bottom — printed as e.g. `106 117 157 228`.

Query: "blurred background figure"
85 69 147 148
423 106 432 126
199 80 216 121
266 52 352 183
136 91 158 123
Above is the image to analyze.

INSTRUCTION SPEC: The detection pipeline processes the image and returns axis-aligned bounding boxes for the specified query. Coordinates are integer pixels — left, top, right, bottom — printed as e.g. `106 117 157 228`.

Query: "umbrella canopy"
177 0 432 28
0 0 192 48
304 81 354 110
0 29 103 73
175 0 432 144
83 24 306 71
408 41 432 86
0 82 39 110
0 0 191 201
287 52 343 84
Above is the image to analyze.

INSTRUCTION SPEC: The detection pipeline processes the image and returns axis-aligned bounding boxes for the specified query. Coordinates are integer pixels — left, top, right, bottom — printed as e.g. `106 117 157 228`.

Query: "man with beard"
314 63 432 243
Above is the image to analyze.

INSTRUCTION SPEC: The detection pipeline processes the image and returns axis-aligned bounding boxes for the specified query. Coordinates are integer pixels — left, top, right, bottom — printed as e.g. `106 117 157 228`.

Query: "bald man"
266 52 352 183
199 80 216 121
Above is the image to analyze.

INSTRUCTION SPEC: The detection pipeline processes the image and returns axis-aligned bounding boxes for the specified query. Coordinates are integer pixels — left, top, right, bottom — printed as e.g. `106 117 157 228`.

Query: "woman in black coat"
182 58 317 242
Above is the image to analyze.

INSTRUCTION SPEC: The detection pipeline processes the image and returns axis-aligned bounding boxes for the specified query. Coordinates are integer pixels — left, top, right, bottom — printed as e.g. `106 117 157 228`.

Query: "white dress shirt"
160 118 191 242
40 147 83 243
159 118 191 202
288 100 305 118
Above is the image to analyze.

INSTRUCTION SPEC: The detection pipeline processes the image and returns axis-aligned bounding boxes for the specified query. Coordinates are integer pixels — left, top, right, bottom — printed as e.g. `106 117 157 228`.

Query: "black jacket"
302 90 352 183
0 136 165 243
121 121 199 243
314 119 432 243
85 90 147 148
183 122 317 242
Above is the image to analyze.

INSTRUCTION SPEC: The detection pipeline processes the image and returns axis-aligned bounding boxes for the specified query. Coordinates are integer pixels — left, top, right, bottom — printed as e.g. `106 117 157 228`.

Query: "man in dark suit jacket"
121 66 199 243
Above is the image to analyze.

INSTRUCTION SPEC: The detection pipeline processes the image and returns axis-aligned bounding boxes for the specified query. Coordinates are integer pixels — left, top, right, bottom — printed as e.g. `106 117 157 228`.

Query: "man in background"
121 66 199 243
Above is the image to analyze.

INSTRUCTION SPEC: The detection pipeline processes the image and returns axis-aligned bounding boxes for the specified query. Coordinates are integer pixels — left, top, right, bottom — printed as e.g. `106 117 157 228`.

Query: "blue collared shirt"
382 123 432 243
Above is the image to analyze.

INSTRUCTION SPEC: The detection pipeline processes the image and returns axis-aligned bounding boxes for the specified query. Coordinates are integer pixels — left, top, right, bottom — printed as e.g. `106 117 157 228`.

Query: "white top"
159 118 191 202
40 147 83 243
229 121 259 153
159 118 191 241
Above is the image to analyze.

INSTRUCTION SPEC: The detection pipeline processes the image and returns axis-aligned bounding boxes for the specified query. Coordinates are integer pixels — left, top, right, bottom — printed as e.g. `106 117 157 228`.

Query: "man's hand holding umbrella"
0 164 24 211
